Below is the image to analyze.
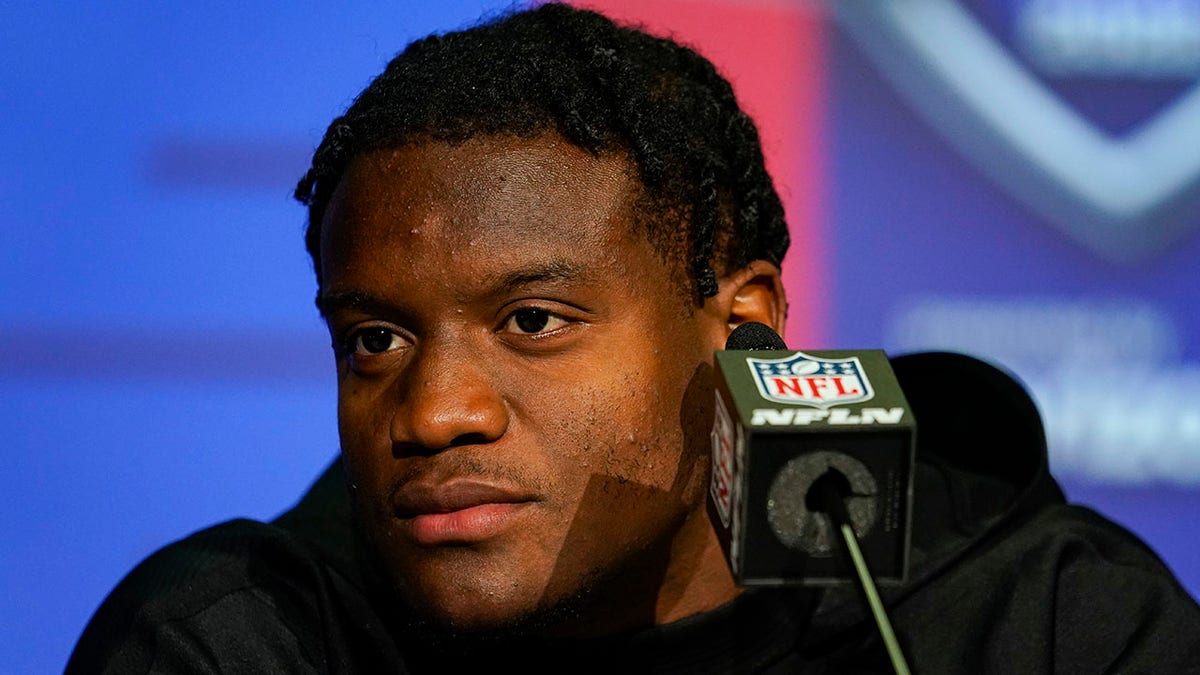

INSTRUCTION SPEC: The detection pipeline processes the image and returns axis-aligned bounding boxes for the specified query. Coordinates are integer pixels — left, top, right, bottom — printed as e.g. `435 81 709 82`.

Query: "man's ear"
707 260 787 344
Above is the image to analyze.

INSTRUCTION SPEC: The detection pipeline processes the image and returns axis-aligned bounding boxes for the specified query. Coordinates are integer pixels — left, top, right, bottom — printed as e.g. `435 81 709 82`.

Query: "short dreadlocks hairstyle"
295 3 789 300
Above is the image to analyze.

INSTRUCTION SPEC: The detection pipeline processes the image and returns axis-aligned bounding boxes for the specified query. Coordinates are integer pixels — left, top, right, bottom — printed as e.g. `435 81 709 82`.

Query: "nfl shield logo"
747 351 875 409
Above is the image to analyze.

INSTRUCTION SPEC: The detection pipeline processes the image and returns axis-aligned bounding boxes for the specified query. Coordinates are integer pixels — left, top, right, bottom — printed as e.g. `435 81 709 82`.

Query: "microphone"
707 322 916 585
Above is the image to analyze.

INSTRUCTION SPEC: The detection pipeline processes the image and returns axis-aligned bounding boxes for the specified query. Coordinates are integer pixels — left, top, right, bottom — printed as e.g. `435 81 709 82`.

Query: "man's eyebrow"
315 290 389 317
314 262 585 316
488 260 584 293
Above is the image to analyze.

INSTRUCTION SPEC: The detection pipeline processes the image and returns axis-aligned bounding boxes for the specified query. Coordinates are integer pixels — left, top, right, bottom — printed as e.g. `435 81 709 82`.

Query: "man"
70 4 1200 673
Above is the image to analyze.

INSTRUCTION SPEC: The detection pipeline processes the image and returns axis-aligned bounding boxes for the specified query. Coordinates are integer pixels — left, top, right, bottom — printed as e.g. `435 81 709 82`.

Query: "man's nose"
389 340 509 453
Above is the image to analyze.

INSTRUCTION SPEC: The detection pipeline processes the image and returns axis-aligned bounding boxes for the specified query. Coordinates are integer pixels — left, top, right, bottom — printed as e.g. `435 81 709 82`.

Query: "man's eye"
351 327 404 354
503 308 569 335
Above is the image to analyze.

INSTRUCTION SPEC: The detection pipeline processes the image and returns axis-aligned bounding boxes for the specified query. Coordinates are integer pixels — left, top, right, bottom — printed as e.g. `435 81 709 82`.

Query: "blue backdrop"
3 2 1198 672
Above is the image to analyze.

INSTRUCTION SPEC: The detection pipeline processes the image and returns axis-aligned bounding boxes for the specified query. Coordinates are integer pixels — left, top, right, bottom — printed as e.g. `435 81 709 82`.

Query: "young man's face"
318 133 743 635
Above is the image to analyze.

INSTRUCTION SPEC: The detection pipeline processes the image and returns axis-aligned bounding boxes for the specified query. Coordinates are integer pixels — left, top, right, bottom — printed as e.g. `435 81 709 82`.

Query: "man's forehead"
344 133 635 198
320 135 650 263
336 137 636 224
313 134 683 309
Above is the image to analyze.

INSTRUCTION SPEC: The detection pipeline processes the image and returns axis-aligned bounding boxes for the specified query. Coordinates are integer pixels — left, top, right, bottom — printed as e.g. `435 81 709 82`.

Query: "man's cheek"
337 410 394 497
338 376 395 436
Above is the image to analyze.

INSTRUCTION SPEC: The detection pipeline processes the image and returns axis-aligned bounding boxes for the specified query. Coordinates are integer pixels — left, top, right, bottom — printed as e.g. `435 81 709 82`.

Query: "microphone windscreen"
726 322 788 351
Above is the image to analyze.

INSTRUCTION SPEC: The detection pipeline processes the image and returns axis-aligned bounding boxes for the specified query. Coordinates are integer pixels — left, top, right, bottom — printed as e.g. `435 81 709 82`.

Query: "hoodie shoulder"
856 352 1200 673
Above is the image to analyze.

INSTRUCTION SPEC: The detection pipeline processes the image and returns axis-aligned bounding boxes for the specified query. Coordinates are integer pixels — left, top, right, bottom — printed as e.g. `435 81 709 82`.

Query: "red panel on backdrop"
567 0 828 347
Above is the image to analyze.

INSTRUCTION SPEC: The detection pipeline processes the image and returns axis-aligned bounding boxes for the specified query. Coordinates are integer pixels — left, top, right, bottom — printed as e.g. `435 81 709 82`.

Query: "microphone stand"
810 472 912 675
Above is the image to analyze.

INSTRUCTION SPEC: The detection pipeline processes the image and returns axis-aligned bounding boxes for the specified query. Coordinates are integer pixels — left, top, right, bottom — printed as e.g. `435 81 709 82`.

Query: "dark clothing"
68 353 1200 673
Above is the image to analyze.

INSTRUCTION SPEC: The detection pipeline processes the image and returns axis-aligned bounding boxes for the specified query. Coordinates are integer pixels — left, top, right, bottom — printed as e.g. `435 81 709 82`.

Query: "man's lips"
392 481 536 546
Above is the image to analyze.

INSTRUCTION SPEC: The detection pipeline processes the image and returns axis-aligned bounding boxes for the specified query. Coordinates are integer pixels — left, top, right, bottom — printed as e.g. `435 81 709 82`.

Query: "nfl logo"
747 351 875 409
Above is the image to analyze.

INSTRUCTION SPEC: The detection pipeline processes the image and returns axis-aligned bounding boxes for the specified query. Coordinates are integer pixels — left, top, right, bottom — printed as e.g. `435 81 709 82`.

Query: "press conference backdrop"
2 1 1198 671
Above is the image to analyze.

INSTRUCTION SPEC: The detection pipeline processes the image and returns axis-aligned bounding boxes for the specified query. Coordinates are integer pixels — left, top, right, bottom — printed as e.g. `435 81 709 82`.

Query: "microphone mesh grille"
766 451 879 556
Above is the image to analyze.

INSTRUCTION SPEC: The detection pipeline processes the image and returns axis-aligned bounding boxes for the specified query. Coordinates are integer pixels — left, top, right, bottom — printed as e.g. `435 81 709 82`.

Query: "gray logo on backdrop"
837 0 1200 263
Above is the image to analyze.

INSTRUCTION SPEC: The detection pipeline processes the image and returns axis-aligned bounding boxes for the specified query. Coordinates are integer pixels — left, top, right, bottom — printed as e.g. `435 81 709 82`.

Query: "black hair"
295 2 789 300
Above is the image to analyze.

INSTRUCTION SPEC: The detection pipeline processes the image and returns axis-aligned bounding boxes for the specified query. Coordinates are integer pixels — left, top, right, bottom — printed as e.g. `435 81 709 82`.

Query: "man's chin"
358 513 647 639
396 584 594 643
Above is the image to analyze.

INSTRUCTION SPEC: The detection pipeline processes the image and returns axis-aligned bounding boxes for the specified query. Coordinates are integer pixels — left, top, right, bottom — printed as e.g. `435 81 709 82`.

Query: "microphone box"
708 349 915 586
